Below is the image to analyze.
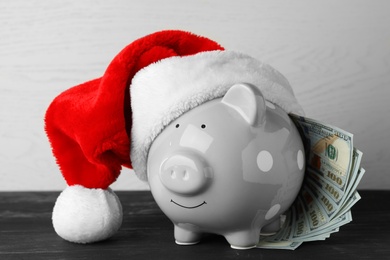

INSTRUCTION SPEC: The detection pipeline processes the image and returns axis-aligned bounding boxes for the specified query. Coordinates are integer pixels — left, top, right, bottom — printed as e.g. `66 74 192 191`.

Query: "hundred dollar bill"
338 191 361 218
344 149 363 194
290 114 354 193
304 179 339 220
270 186 331 242
300 186 329 230
306 149 362 211
307 169 345 205
257 240 302 250
262 208 353 244
291 198 311 239
273 196 312 241
256 115 364 250
287 178 356 241
335 149 363 210
266 197 307 242
342 166 364 207
297 211 352 241
296 232 332 242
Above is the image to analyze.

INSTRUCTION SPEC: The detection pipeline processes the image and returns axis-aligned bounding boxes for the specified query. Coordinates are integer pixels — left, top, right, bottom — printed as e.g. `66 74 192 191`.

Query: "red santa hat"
45 30 304 244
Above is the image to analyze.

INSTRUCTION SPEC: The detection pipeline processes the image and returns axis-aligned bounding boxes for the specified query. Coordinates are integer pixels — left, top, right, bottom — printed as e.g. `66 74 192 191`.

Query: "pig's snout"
160 152 213 195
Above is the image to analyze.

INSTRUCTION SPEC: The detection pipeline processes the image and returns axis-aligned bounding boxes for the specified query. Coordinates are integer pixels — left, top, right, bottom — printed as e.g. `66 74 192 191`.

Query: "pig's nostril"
183 170 189 181
171 170 176 179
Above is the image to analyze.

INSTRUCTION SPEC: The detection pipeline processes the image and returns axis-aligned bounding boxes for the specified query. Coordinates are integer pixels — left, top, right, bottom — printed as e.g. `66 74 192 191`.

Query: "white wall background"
1 0 389 191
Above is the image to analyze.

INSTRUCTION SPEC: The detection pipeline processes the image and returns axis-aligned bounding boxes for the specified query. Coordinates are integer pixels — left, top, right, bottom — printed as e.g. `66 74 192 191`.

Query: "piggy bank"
147 83 305 249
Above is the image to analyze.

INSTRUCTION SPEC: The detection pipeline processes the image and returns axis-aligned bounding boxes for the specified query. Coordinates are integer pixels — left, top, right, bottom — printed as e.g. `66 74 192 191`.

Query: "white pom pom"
52 185 123 243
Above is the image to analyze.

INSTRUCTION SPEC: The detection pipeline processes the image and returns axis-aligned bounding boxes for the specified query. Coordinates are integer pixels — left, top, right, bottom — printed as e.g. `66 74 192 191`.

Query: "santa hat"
45 30 304 244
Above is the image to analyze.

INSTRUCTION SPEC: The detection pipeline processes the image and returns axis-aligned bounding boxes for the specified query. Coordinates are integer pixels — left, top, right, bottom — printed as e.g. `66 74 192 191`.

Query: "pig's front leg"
224 229 260 250
174 224 202 245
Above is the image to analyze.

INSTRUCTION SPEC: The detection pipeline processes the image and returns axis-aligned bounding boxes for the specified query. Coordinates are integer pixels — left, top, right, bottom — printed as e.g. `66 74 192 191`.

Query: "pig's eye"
201 124 206 129
175 124 180 128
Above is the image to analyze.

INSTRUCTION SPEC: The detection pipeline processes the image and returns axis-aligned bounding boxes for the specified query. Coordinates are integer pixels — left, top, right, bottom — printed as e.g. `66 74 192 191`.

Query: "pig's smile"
170 199 207 209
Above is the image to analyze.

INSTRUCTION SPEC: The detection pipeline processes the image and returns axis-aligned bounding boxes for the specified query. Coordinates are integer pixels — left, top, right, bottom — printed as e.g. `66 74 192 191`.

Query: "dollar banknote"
257 114 364 250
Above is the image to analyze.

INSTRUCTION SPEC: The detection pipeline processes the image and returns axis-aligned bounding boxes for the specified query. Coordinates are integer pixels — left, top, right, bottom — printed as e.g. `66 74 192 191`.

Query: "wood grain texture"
0 191 389 259
1 0 389 190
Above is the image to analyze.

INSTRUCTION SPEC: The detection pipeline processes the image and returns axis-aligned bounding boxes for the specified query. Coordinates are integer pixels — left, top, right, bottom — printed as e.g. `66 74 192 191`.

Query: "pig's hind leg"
260 218 281 236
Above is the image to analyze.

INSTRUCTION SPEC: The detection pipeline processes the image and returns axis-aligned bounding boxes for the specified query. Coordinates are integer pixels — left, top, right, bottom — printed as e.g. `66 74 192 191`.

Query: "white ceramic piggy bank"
147 83 305 249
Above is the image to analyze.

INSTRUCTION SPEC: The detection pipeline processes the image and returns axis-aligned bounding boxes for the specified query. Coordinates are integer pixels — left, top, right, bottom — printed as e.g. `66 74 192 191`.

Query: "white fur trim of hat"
130 50 304 181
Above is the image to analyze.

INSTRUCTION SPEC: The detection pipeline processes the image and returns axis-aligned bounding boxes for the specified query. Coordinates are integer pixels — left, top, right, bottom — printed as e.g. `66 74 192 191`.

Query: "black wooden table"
0 190 389 259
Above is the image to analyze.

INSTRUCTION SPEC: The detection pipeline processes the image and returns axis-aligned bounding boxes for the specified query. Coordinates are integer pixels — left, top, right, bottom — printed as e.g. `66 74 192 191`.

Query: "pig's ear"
222 83 266 126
